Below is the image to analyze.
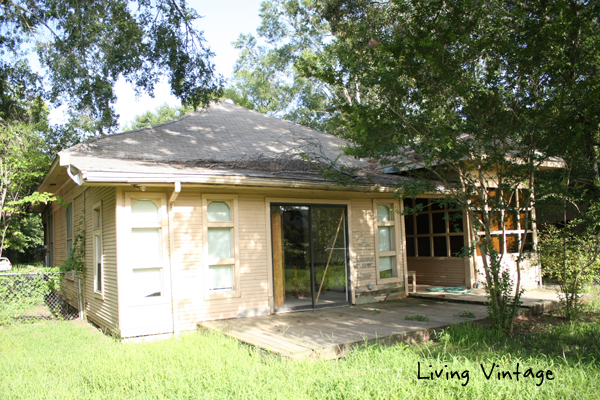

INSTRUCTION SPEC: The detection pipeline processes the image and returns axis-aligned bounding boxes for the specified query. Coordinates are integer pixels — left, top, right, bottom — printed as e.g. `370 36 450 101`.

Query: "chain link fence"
0 272 81 325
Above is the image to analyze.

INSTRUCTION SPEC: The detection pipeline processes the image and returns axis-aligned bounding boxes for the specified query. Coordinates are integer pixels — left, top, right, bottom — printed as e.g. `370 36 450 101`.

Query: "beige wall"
47 185 119 334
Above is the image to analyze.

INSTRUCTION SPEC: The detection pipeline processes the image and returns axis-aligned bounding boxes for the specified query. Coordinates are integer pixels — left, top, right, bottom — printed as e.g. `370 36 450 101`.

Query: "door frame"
266 198 353 313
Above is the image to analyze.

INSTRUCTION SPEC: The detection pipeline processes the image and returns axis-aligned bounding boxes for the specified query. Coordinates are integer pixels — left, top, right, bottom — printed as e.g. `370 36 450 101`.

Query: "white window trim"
92 201 104 297
373 199 403 284
125 193 170 306
202 194 241 300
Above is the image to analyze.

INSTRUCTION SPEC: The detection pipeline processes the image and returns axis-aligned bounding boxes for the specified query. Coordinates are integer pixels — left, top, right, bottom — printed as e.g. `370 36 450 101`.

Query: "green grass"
405 314 429 322
454 311 477 319
1 291 599 399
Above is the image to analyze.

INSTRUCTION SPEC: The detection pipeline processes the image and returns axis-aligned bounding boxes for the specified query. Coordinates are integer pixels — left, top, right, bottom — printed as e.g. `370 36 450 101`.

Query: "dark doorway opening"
271 204 350 312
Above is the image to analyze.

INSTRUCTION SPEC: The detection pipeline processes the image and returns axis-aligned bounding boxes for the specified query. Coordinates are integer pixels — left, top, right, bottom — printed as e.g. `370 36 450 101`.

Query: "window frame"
404 197 466 259
202 194 241 300
474 189 534 256
373 199 403 284
92 201 103 296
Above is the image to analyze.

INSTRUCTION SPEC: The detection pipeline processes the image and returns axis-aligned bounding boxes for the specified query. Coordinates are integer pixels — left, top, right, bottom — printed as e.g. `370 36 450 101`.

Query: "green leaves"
2 0 224 136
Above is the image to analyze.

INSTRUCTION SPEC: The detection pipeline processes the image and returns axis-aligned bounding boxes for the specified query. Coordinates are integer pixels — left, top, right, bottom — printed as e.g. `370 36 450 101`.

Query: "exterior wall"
121 186 408 335
83 187 119 333
474 254 541 290
47 185 119 333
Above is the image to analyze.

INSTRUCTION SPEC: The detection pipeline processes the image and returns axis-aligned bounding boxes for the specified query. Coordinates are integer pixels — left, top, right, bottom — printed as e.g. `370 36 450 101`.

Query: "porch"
198 297 489 360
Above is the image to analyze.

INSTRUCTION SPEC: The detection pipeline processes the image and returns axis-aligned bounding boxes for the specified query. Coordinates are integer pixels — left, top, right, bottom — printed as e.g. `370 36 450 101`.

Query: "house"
37 101 543 338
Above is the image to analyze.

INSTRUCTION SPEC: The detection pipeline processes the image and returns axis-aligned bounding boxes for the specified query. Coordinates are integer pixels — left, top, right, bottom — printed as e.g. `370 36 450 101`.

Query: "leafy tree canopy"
1 0 224 136
225 0 350 132
297 0 600 333
122 102 193 132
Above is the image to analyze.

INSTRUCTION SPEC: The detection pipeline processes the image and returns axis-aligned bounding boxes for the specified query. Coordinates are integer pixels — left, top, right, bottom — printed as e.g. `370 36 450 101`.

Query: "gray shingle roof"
62 101 404 186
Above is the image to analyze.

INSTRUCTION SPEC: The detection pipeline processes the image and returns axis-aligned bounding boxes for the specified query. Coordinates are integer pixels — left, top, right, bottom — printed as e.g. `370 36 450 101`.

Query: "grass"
454 311 477 319
1 291 599 399
405 314 429 322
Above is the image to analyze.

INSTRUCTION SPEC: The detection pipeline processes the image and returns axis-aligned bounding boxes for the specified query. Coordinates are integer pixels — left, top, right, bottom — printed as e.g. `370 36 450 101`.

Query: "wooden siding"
407 258 467 287
171 191 270 331
84 187 119 333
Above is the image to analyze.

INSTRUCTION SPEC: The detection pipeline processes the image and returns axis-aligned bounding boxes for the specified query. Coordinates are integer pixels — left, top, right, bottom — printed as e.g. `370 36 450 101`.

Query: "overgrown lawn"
1 292 599 399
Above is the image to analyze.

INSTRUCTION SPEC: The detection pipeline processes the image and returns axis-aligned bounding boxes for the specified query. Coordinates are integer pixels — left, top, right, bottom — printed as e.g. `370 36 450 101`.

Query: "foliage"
225 0 343 132
1 291 600 398
293 0 600 333
0 272 73 325
454 311 476 319
0 0 224 136
2 214 44 258
0 121 54 257
404 314 428 322
122 103 194 132
539 225 600 320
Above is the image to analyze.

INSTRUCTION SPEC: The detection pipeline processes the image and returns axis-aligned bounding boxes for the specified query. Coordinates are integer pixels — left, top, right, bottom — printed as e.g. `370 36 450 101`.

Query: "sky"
50 1 265 129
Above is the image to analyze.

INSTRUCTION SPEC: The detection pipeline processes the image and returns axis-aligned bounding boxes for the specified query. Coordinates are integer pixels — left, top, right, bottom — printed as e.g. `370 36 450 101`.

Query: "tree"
122 103 193 132
1 122 54 257
296 0 600 333
1 0 224 137
226 0 352 132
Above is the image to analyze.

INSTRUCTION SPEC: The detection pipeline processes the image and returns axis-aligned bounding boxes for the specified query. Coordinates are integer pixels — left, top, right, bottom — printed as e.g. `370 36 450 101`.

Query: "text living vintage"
417 362 555 387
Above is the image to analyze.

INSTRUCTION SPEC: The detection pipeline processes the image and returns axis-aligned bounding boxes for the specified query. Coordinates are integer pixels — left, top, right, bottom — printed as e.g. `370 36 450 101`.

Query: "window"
66 203 73 258
128 197 167 302
474 189 534 255
404 198 465 258
47 214 54 268
93 201 103 294
374 200 401 282
203 196 240 298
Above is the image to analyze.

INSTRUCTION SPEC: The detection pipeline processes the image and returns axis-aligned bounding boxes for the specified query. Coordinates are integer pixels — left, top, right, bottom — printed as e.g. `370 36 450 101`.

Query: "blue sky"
50 1 265 129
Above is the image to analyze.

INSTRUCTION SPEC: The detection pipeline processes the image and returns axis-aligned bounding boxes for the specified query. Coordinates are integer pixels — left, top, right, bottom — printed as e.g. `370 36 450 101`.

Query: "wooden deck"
198 298 490 359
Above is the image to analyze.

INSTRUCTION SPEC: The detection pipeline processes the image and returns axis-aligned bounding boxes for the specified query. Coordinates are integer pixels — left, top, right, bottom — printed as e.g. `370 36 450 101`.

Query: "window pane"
208 228 232 261
416 214 430 234
448 211 463 233
209 265 233 291
403 198 413 208
66 239 73 258
404 215 414 235
506 234 519 253
131 228 161 261
132 200 159 224
521 233 534 251
432 212 446 234
377 204 392 222
378 226 394 252
520 211 532 230
379 256 395 279
415 198 430 211
450 236 465 257
95 235 102 292
505 212 518 230
491 235 503 254
207 201 231 222
418 237 431 257
433 236 447 257
94 208 101 229
406 237 415 257
132 268 162 298
66 203 72 238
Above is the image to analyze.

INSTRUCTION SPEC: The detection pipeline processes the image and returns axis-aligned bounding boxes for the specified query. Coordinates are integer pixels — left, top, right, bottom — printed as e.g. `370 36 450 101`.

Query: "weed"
405 314 429 322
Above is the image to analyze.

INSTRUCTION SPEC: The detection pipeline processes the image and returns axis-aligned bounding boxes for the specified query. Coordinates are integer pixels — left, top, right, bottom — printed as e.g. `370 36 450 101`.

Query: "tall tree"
1 0 224 136
297 0 600 332
226 0 354 132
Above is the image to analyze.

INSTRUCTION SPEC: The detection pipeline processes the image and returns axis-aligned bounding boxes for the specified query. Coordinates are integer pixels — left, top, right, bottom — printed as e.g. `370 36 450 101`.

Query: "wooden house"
37 101 543 338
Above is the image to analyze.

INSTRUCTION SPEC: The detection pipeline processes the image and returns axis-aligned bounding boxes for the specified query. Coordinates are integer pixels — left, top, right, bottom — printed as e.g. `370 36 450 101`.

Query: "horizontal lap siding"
407 258 466 286
84 187 118 333
172 192 269 331
350 199 376 292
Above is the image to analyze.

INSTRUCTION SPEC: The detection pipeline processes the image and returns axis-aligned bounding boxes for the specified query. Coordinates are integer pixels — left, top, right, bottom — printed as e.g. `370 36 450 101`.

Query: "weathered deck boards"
198 298 491 359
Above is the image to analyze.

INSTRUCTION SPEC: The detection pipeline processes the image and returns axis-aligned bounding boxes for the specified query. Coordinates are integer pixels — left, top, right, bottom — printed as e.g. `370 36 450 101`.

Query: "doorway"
271 204 349 312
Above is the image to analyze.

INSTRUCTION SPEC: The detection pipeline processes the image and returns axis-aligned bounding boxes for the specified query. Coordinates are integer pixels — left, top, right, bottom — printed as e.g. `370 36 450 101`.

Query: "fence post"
77 274 84 319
